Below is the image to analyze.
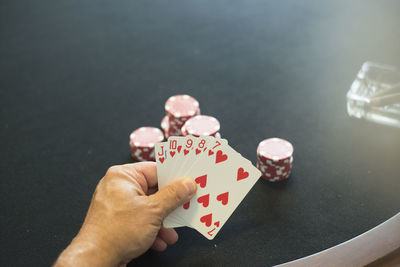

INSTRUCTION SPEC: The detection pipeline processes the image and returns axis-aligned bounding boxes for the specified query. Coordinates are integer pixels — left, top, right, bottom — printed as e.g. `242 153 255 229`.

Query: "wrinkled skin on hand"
55 162 196 267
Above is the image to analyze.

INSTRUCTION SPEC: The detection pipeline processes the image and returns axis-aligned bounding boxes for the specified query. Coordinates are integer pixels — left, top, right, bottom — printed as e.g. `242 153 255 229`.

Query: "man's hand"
55 162 197 267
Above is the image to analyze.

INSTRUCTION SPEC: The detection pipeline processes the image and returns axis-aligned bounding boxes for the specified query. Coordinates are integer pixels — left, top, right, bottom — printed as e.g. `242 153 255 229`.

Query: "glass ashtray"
347 61 400 128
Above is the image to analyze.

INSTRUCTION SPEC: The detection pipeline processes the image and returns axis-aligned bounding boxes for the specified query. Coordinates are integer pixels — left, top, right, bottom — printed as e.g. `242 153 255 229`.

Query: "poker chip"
183 115 220 137
161 116 170 138
181 124 187 136
257 157 293 182
168 124 183 136
130 127 164 148
161 116 169 132
257 138 294 182
165 95 200 136
129 127 164 161
165 95 199 118
257 138 293 161
182 127 221 138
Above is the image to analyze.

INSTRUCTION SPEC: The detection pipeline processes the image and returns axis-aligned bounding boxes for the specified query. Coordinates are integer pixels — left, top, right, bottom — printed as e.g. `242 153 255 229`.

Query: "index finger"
120 162 158 193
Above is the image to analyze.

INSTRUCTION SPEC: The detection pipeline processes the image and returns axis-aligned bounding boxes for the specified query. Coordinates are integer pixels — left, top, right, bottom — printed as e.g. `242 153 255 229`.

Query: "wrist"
55 230 121 267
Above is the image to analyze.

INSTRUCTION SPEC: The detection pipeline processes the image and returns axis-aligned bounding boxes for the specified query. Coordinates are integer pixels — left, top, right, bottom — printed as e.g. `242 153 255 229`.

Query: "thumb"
150 177 197 219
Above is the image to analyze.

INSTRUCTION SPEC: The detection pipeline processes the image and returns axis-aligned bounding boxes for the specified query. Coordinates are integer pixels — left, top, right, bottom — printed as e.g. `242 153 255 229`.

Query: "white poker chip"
165 94 199 118
183 115 220 137
257 138 293 161
129 127 164 148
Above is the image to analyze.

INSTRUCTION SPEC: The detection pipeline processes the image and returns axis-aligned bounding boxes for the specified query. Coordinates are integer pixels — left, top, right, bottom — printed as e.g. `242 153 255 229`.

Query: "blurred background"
1 0 399 266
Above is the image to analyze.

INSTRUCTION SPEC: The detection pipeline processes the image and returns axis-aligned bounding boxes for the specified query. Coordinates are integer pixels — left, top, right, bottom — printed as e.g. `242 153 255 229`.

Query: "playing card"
155 141 168 188
155 141 187 227
181 136 228 178
164 136 186 184
166 136 227 227
157 135 261 239
177 142 260 239
174 135 199 180
163 136 225 227
158 136 197 227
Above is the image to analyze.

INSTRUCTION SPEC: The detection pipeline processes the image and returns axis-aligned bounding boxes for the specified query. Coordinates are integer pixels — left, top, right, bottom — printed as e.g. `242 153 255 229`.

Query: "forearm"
54 232 120 267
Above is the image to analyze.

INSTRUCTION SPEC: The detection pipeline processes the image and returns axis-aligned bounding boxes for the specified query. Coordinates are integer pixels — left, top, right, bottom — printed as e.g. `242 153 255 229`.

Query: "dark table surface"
1 0 400 266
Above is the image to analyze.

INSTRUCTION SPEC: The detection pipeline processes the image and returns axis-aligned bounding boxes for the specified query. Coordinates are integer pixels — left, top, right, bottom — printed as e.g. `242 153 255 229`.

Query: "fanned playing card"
155 136 261 240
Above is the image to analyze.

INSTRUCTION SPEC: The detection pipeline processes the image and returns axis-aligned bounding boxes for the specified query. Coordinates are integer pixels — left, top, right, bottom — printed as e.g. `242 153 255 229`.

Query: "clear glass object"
346 61 400 128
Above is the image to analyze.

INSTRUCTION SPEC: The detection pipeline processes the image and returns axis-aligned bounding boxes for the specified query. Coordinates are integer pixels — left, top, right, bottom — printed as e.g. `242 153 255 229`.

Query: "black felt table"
1 1 400 266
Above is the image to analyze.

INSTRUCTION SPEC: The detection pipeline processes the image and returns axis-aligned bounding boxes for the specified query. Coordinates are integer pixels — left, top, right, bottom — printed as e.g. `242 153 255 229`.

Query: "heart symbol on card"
177 145 182 153
196 148 201 155
200 213 212 227
237 167 249 181
195 174 207 188
183 201 190 210
197 194 210 207
170 151 175 157
214 221 220 227
159 157 165 163
216 192 229 205
208 150 214 156
215 150 228 163
183 149 189 155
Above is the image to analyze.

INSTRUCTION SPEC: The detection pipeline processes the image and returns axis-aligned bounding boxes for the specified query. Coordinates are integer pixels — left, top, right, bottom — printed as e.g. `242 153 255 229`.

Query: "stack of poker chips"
131 94 223 161
129 127 164 161
256 138 294 182
181 115 221 138
164 95 200 136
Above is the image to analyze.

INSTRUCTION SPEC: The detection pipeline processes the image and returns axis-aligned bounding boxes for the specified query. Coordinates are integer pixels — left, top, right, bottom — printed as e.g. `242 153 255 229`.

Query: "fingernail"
182 178 196 196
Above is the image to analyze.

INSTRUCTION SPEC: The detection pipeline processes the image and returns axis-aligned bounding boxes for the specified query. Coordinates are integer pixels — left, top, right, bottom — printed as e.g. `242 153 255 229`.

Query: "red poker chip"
168 123 182 131
258 155 293 164
166 117 187 136
168 126 183 137
257 138 293 162
257 156 293 182
258 157 293 170
130 146 155 161
167 113 200 128
183 115 220 136
130 146 154 160
129 127 164 148
160 116 171 138
257 162 292 176
168 115 186 127
258 162 291 176
260 170 291 181
257 163 291 182
181 125 188 136
257 156 293 168
161 116 169 132
164 95 200 137
165 95 199 118
182 131 221 138
257 165 291 176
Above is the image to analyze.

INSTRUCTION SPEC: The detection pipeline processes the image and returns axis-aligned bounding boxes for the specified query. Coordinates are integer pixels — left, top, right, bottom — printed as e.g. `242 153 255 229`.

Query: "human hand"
55 162 197 267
